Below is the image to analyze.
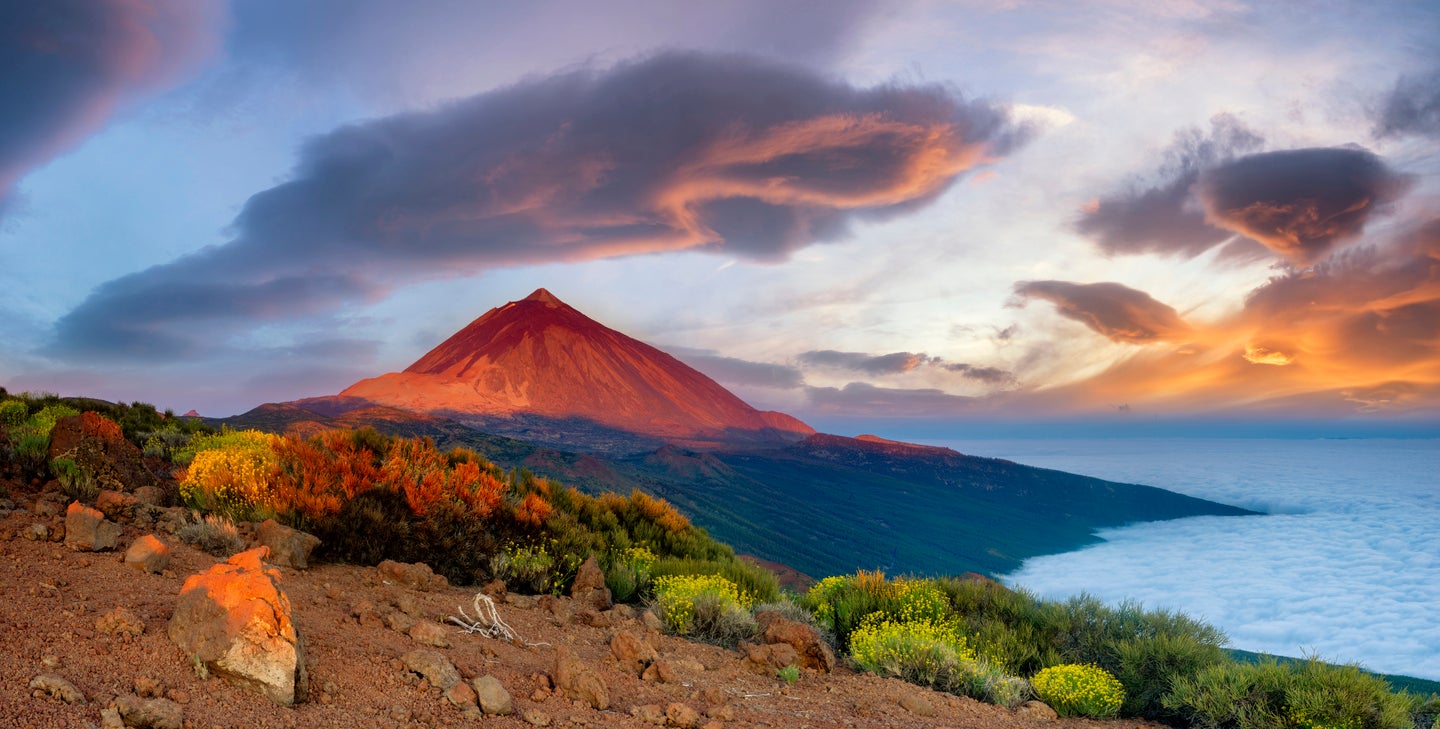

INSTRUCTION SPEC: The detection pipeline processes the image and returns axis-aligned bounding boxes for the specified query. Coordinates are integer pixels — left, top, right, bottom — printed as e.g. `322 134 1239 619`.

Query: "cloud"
1196 147 1411 266
798 349 930 375
669 350 805 390
52 51 1028 360
1013 280 1192 344
1075 114 1263 257
935 360 1015 385
1004 439 1440 680
805 382 975 416
0 0 221 209
1373 68 1440 139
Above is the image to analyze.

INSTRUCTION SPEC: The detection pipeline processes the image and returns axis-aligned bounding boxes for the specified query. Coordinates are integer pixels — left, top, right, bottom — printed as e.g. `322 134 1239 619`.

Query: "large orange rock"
47 412 156 492
168 547 307 705
65 501 120 552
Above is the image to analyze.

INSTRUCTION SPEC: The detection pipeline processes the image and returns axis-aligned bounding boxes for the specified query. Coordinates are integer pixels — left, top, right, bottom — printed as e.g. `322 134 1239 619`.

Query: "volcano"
326 289 813 450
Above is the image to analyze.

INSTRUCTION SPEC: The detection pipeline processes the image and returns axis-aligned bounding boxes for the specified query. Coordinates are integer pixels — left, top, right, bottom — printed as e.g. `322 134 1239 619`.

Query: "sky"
2 0 1438 436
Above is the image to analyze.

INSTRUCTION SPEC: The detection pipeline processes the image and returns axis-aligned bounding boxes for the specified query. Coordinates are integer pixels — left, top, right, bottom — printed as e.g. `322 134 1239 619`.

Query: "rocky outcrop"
256 519 321 569
47 412 157 492
552 646 608 710
569 555 612 611
65 501 120 552
125 534 171 573
168 547 307 706
757 613 836 672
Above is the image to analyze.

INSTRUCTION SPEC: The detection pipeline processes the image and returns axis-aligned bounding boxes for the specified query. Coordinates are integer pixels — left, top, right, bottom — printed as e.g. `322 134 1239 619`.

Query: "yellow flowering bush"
1031 664 1124 718
805 575 852 630
850 614 977 687
652 574 752 635
179 430 281 519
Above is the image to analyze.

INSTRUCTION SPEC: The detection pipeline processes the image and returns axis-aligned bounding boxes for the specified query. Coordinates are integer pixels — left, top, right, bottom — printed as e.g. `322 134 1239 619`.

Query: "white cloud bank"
937 437 1440 681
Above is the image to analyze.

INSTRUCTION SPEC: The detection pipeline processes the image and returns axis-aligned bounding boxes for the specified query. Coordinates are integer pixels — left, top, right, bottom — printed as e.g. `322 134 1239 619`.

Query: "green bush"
1031 663 1125 718
935 577 1064 674
1112 631 1229 720
957 661 1033 708
777 664 799 684
651 573 755 643
849 614 976 688
51 458 99 502
0 399 26 426
178 513 246 557
1165 657 1416 729
603 545 657 603
649 557 780 604
491 544 560 594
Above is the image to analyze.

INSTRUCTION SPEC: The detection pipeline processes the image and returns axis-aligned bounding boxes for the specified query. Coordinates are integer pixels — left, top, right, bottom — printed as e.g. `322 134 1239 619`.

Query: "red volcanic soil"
339 289 813 444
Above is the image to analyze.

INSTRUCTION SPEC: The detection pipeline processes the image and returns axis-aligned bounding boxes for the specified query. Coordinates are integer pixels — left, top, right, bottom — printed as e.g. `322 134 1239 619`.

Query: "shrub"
178 513 246 557
1112 631 1229 720
935 577 1064 674
804 575 852 631
1031 663 1125 719
777 664 799 684
849 614 976 689
491 544 559 594
651 573 754 641
0 399 26 426
604 545 657 603
956 661 1032 708
178 430 281 520
649 557 780 604
51 458 99 502
1165 657 1415 729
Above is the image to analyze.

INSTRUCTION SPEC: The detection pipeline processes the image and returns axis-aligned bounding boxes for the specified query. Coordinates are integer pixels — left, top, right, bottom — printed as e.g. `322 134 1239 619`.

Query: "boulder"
47 412 156 492
609 630 657 677
125 534 171 573
65 501 120 552
552 646 608 710
378 559 447 590
255 519 321 569
400 649 461 690
472 675 514 716
114 695 183 729
168 547 307 706
568 554 612 611
760 616 836 672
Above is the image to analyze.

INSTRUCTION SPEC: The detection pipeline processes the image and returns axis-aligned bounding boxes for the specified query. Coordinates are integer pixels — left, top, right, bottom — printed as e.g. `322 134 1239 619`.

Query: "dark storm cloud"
1196 147 1411 265
1075 114 1264 257
805 382 974 416
670 351 806 390
798 350 931 375
1374 69 1440 139
0 0 219 209
52 51 1028 360
1013 280 1191 344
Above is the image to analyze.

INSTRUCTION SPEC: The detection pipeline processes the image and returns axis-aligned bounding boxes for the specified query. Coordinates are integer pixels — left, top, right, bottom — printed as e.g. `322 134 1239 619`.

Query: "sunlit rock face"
168 547 308 706
337 288 814 446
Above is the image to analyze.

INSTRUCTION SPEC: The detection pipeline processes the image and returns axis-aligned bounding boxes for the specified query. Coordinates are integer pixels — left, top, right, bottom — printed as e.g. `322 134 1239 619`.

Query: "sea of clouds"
928 437 1440 681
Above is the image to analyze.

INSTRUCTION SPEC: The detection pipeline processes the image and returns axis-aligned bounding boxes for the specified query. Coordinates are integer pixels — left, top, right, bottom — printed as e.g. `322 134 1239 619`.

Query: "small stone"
444 680 478 710
64 501 120 552
641 659 678 684
482 579 507 598
610 630 658 677
165 689 188 704
351 600 383 628
640 609 664 632
530 688 549 702
28 674 85 704
666 702 702 729
400 649 461 691
705 704 735 721
1016 700 1058 721
522 708 552 726
124 534 172 574
24 523 48 541
134 677 162 698
96 607 145 639
702 721 724 729
100 706 125 729
701 688 726 706
378 559 447 591
384 610 418 633
115 695 183 729
568 555 612 611
255 519 321 569
899 693 936 717
40 655 60 669
408 620 452 647
551 646 607 710
630 704 665 726
473 675 514 716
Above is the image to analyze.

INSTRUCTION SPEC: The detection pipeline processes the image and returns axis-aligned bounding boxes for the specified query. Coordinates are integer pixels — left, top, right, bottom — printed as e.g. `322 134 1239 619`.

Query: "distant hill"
223 402 1258 579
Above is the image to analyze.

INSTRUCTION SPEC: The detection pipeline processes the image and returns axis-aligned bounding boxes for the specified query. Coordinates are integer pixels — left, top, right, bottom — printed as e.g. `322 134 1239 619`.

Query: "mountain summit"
335 289 813 449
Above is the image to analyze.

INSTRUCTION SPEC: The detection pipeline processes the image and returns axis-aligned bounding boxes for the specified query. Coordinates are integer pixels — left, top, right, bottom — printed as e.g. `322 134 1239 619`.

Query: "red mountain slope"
338 288 813 445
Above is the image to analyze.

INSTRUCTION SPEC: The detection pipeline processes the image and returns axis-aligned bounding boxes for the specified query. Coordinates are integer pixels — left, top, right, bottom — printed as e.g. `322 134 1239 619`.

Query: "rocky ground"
0 487 1165 729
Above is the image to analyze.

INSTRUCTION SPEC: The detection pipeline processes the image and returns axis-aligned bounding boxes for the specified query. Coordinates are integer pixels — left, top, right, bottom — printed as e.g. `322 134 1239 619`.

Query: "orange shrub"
516 492 553 527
